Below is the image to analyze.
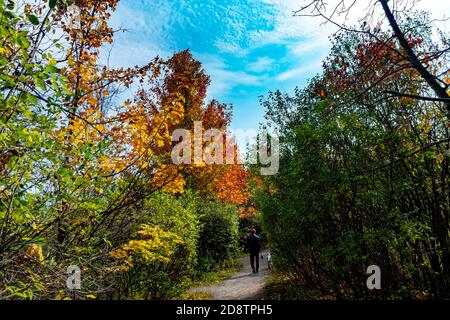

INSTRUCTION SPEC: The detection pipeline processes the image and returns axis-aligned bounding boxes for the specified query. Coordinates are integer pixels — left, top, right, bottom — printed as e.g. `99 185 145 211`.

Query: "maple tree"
0 0 249 300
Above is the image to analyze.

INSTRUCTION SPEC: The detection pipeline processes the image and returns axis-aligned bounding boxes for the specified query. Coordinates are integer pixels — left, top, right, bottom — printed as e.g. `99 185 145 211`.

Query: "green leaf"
45 64 60 74
3 79 16 88
19 198 29 206
0 26 7 38
28 15 40 26
5 11 15 20
28 94 38 105
49 0 57 9
34 76 47 91
16 36 31 49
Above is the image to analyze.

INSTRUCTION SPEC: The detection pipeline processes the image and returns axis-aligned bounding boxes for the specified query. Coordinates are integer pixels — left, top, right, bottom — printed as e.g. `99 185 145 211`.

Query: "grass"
179 258 243 300
179 291 213 300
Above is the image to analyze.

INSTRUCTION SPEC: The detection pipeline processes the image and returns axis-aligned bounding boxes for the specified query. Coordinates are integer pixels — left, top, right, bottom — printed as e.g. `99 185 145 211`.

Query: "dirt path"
190 250 270 300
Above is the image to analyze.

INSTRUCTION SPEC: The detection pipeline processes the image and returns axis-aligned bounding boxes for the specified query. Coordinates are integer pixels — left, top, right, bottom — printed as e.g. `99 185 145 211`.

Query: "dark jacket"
246 234 261 254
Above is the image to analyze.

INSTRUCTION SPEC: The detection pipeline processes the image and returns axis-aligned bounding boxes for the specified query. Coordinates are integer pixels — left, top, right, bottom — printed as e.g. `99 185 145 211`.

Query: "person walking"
246 228 261 274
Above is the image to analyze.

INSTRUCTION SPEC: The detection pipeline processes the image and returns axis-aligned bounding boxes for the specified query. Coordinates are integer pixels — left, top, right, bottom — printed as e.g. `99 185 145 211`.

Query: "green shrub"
109 191 200 299
255 16 450 299
196 201 240 272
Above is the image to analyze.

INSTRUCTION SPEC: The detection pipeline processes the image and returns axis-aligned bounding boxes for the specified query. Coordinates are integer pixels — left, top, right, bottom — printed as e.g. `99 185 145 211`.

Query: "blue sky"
104 0 449 131
105 0 331 131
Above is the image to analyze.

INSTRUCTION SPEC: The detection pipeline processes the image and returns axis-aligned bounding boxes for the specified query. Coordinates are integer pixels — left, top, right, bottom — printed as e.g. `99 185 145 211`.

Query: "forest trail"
190 250 270 300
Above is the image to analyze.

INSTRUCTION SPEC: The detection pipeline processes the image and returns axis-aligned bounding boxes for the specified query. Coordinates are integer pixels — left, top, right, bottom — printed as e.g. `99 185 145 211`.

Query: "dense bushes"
255 17 450 299
106 191 241 299
108 192 200 299
196 201 240 273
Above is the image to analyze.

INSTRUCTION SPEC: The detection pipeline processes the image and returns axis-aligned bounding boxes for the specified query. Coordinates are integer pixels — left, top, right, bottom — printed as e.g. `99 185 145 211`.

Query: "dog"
266 252 272 270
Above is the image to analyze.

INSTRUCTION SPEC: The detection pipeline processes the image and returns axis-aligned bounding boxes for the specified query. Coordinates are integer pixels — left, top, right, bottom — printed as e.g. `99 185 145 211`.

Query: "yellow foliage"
445 73 450 95
109 225 183 272
56 108 105 148
24 244 44 263
419 118 431 134
152 165 186 194
102 99 185 177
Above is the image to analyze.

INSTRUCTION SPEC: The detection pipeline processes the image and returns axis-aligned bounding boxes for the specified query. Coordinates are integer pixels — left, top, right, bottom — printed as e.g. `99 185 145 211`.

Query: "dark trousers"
250 252 259 272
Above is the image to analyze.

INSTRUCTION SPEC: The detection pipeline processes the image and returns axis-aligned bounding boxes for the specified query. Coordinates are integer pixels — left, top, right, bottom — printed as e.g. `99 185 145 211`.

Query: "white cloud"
276 59 323 81
196 53 266 99
288 36 331 57
241 0 337 52
101 41 164 69
215 40 249 57
109 0 450 60
247 57 276 73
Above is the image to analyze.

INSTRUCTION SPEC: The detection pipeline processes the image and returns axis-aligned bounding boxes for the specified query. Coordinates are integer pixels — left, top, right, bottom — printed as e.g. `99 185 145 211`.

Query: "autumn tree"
1 0 249 300
295 0 450 109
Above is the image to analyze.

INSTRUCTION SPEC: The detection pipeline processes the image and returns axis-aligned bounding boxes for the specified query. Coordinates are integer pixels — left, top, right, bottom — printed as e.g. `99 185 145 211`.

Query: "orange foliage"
321 34 426 98
54 2 249 200
214 164 249 205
